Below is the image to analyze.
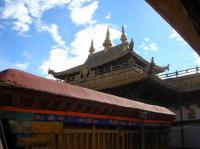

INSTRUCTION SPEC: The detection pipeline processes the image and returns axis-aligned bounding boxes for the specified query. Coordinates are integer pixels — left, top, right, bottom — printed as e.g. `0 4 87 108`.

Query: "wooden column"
141 122 145 149
92 124 96 149
155 127 158 149
58 133 65 149
140 112 146 149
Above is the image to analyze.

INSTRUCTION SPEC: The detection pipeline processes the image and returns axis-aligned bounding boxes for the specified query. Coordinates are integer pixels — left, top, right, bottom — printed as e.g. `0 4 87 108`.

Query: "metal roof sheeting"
53 44 149 77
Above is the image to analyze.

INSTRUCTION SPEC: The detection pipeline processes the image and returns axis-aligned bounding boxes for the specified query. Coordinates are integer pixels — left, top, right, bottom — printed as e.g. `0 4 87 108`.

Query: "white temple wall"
169 104 200 121
169 104 200 148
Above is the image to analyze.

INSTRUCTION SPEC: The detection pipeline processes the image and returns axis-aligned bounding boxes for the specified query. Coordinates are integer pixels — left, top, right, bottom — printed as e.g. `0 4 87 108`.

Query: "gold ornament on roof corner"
148 57 170 74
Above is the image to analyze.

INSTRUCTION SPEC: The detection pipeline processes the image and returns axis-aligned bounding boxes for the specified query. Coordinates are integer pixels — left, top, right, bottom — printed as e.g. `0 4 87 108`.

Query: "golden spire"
103 27 112 49
89 39 95 55
120 26 127 45
129 38 134 50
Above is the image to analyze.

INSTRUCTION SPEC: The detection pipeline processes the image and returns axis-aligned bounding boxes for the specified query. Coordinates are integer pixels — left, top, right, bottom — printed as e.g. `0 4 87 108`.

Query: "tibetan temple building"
0 1 199 148
48 27 172 106
0 69 174 149
48 27 169 93
49 27 200 149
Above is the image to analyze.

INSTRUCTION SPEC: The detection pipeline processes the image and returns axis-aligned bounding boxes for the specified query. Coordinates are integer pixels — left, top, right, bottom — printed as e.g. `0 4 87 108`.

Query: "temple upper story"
48 26 169 90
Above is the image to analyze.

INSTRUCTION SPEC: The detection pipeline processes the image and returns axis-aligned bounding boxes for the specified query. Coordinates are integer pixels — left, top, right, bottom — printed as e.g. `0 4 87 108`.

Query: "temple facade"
49 27 200 149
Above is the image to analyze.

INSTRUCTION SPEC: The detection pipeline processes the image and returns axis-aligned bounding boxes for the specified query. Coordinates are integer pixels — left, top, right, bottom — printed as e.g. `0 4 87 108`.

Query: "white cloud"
34 0 99 48
39 24 121 74
39 47 69 73
149 43 158 51
139 38 158 52
144 37 149 42
15 62 29 70
105 12 111 20
68 0 91 8
68 0 98 25
36 21 66 48
1 1 32 32
70 24 121 55
169 29 187 45
1 0 99 47
1 0 71 33
27 0 70 18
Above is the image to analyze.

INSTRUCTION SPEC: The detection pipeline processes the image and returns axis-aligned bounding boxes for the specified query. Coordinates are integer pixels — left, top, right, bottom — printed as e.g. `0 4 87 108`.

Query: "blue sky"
0 0 199 77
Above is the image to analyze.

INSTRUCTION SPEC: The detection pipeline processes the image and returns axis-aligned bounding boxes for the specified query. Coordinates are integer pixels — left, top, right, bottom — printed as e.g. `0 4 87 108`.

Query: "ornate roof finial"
89 39 95 55
48 68 55 75
120 26 128 45
150 57 155 66
106 27 110 40
147 57 156 74
129 38 134 50
103 27 112 49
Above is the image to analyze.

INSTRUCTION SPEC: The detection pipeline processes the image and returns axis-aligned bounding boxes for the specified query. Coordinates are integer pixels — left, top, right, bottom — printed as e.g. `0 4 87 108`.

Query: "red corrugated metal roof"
0 69 174 116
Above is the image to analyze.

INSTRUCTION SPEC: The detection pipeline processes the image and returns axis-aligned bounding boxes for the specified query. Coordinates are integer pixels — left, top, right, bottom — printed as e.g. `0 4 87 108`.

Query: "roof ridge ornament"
147 57 170 74
150 57 155 66
48 68 55 75
129 38 134 50
147 57 156 74
103 27 112 50
120 26 128 45
89 39 95 55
